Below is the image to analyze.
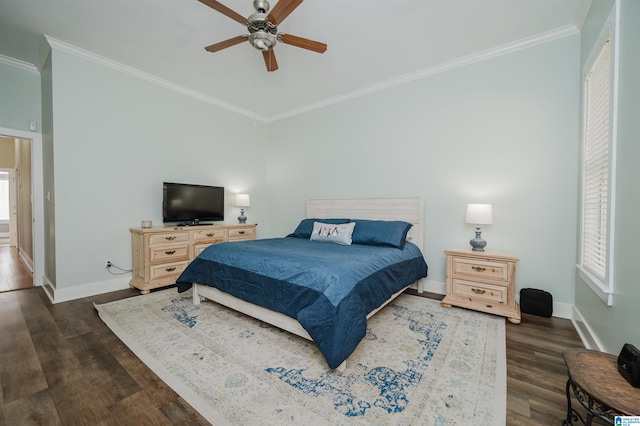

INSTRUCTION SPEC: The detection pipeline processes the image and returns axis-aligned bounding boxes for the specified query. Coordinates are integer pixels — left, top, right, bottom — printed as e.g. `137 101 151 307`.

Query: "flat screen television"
163 182 224 225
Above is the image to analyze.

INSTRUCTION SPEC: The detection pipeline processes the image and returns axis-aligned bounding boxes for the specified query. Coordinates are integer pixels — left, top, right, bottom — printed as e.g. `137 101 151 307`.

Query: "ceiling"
0 0 589 121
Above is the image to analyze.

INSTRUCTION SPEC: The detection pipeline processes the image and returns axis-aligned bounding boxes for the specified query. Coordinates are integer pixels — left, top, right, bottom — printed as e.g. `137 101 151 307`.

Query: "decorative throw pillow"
351 219 413 248
310 221 356 245
287 218 351 239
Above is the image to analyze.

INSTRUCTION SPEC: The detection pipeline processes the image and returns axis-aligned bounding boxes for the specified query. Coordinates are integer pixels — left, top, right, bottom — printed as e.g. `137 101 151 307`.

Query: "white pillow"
310 221 356 246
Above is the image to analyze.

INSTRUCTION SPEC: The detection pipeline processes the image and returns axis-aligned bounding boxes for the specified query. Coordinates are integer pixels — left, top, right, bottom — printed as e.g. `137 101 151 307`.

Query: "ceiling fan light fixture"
249 31 276 51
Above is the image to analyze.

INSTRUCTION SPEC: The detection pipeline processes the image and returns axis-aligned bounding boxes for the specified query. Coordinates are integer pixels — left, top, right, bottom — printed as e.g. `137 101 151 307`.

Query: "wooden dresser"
130 223 256 294
441 248 521 324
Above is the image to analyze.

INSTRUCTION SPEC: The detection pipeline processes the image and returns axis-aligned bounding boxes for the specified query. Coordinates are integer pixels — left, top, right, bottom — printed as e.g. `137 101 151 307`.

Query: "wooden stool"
562 349 640 425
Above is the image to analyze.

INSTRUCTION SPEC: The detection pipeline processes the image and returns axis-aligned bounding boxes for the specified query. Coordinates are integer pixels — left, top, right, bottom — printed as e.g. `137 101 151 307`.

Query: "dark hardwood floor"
0 259 591 425
0 245 33 292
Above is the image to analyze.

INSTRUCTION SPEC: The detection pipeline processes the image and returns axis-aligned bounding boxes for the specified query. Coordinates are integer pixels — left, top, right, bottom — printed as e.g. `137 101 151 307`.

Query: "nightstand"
441 248 521 324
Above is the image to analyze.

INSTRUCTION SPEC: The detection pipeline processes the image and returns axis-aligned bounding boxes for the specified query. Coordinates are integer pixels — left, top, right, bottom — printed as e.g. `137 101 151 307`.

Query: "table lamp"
235 194 250 224
465 204 493 252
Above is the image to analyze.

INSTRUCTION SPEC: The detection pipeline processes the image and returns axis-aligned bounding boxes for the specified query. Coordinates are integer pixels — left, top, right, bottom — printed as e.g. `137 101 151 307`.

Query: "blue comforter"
176 237 428 368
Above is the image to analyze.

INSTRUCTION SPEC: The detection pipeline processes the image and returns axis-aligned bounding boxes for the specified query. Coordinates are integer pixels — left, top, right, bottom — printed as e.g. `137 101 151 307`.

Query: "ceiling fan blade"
198 0 248 24
267 0 303 26
205 35 247 52
262 50 279 72
279 34 327 53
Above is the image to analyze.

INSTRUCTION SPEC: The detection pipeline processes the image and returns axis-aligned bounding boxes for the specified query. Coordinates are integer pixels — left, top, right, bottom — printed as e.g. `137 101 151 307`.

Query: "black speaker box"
519 288 553 317
618 343 640 387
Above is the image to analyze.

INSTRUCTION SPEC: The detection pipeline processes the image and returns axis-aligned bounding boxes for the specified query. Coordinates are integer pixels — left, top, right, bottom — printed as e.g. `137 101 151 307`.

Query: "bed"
176 197 428 369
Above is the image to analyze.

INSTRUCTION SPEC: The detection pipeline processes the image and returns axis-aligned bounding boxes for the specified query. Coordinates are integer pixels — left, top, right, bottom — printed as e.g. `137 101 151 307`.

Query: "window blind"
582 39 611 281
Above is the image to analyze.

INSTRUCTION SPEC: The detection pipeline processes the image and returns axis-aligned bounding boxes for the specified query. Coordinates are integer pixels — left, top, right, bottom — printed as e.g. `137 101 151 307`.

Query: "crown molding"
35 39 51 73
3 23 579 125
574 0 593 31
270 24 580 122
43 36 269 123
0 54 39 74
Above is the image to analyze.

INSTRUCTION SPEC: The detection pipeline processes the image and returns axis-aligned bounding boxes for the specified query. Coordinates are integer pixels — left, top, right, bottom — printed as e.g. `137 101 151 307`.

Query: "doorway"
0 135 34 292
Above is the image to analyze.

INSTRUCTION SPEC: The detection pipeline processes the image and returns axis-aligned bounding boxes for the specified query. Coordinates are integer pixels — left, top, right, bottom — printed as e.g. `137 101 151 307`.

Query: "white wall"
46 48 269 298
0 62 41 132
0 24 587 312
575 0 640 353
267 35 581 304
0 62 45 290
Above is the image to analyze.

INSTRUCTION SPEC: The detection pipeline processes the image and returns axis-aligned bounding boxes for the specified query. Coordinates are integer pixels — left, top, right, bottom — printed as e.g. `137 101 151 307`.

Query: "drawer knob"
471 266 487 272
165 236 176 241
165 250 175 255
238 230 245 234
165 267 176 272
471 288 486 295
206 233 215 237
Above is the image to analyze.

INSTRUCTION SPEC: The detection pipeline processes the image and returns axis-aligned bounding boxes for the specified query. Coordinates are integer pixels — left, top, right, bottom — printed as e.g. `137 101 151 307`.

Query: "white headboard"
306 197 424 252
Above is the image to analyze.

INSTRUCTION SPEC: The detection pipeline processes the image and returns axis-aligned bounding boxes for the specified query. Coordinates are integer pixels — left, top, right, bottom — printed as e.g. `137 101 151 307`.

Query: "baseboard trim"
551 302 573 319
571 305 603 351
42 276 55 304
19 250 34 273
420 279 447 295
42 273 580 330
51 276 132 304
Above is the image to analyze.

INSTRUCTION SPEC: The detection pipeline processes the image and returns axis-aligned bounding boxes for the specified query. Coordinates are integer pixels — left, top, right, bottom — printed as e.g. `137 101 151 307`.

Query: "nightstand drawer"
149 232 189 246
149 244 189 263
228 227 255 240
150 260 189 281
451 257 509 282
452 279 508 305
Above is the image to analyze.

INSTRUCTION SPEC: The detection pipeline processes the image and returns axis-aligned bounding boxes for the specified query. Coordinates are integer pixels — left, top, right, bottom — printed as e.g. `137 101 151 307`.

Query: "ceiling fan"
199 0 327 72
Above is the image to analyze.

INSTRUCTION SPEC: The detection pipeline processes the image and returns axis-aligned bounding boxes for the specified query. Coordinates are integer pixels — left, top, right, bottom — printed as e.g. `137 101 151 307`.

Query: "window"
578 6 618 306
582 40 611 280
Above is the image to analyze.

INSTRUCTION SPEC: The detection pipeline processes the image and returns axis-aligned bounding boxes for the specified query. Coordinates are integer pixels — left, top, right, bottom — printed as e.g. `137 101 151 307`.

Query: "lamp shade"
235 194 250 208
465 204 493 225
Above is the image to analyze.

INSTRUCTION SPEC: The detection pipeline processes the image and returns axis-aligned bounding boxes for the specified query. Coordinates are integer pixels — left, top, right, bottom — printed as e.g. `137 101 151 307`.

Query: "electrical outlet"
105 259 112 269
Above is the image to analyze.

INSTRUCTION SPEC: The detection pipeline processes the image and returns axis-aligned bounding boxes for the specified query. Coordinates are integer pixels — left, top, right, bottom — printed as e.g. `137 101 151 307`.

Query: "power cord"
105 261 132 275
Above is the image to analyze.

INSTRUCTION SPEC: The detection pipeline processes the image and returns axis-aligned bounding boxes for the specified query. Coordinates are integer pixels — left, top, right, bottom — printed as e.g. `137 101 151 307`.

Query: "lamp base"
238 209 247 224
469 237 487 252
469 225 487 251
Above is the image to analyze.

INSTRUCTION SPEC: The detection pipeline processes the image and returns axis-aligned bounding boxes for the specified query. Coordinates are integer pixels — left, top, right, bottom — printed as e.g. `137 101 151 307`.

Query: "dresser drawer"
194 242 219 257
149 244 189 263
192 228 225 243
149 232 189 246
452 279 508 305
228 227 255 240
149 260 189 281
451 257 509 282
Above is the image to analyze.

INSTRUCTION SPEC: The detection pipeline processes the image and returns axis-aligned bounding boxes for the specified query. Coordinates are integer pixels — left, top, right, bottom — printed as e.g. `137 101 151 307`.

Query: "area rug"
95 289 506 425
